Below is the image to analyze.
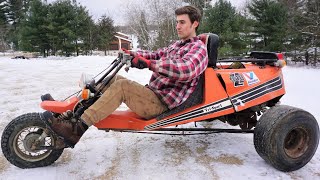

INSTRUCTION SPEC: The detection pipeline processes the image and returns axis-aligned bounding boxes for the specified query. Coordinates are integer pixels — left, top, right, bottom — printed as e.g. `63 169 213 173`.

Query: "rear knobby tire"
1 113 64 169
254 105 319 172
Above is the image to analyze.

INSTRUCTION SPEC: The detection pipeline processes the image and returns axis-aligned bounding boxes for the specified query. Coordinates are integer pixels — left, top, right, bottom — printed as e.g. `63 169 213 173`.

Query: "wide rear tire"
254 105 319 172
1 113 64 169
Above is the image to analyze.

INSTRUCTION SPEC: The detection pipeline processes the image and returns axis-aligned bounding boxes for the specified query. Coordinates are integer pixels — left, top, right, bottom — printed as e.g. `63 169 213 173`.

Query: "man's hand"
131 56 151 69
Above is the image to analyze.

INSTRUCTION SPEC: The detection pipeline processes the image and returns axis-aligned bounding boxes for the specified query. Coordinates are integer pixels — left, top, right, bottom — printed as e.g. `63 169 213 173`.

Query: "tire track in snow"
94 132 123 179
163 137 219 179
0 154 9 174
195 140 219 179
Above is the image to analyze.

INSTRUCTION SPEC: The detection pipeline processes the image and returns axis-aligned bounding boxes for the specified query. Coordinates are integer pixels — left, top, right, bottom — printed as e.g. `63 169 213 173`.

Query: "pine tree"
248 0 288 51
3 0 31 49
47 0 77 56
200 0 246 56
0 2 7 27
72 4 92 56
278 0 305 51
0 2 8 52
81 14 95 55
19 0 49 56
96 15 116 55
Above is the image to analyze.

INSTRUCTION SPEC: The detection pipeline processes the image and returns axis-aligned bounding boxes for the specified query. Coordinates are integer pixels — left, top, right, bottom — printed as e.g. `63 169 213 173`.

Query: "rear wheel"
254 105 319 172
1 113 64 169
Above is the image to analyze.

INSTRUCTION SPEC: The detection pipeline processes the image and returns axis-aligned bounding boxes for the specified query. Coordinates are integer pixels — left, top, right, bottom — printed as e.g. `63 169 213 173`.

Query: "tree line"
0 0 116 57
0 0 319 61
125 0 319 61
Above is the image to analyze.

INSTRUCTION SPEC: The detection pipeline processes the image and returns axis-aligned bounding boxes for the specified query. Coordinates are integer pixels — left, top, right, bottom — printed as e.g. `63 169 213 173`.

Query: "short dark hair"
175 5 202 29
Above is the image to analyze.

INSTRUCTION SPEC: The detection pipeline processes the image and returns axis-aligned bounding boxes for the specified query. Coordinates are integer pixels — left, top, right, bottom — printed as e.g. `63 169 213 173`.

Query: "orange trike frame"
40 63 285 131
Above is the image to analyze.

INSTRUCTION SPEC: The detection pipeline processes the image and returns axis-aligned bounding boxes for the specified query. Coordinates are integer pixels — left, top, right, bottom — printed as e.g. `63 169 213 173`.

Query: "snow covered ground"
0 56 319 180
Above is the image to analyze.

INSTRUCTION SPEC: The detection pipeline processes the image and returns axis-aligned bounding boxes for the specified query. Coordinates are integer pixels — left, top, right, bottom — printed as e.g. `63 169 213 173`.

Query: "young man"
43 5 208 146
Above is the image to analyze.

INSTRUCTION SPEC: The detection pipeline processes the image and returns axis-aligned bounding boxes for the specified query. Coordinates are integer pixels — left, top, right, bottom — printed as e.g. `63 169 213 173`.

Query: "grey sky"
73 0 125 23
47 0 247 25
46 0 125 24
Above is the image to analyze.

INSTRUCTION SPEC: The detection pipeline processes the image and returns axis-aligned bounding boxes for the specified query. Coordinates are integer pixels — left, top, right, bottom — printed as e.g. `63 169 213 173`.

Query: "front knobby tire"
1 113 64 169
254 105 319 172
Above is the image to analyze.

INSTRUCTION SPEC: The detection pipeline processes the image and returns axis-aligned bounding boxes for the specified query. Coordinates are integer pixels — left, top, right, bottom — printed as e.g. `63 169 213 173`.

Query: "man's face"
176 14 199 41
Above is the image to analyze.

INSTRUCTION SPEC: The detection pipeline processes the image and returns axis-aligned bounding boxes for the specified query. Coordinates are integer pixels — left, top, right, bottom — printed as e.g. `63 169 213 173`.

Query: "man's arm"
134 47 168 60
149 43 208 82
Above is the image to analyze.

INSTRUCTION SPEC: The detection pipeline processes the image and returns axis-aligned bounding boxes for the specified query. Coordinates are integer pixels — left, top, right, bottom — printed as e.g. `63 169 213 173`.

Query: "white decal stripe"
233 77 280 101
145 100 232 130
147 99 231 129
232 77 279 100
233 81 282 106
157 98 230 123
146 105 233 130
232 77 281 102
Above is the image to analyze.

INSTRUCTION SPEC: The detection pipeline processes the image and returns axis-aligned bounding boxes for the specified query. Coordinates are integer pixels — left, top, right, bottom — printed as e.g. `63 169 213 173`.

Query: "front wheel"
1 113 64 169
254 105 319 172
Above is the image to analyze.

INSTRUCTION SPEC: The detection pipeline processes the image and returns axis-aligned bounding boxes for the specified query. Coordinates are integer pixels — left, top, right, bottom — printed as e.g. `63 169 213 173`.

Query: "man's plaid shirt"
135 36 208 109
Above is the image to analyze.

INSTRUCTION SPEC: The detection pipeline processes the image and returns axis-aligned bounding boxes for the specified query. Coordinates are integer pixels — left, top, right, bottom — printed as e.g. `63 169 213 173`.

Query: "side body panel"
216 64 285 112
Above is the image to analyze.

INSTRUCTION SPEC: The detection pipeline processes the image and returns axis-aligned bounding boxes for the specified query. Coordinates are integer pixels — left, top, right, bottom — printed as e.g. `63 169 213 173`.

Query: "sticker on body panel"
243 71 260 86
230 73 244 87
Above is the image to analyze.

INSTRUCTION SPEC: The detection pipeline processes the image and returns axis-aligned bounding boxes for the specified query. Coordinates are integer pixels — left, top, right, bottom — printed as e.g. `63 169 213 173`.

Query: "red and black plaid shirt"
136 36 208 109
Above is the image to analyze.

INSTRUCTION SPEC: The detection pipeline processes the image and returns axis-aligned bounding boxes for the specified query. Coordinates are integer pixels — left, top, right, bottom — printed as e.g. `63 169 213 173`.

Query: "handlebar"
94 51 133 95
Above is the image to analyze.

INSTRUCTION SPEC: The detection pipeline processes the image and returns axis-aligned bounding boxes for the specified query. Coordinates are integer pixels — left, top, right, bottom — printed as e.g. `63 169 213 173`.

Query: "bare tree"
124 0 184 50
124 2 153 49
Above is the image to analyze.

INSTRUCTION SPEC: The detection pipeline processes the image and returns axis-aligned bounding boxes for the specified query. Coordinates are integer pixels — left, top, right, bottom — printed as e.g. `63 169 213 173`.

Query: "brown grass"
195 140 219 179
164 139 192 166
214 154 243 165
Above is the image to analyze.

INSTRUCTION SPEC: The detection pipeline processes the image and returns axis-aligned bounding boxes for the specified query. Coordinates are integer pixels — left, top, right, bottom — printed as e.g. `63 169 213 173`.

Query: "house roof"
116 32 130 37
115 35 132 42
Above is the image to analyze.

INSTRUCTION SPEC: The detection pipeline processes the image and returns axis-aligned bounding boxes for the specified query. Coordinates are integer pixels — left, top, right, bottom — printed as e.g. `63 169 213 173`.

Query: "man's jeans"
81 75 168 126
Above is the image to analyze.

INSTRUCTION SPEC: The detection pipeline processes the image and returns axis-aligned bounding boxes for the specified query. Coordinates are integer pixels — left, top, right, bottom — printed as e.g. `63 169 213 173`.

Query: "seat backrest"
155 73 204 121
199 33 219 67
